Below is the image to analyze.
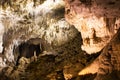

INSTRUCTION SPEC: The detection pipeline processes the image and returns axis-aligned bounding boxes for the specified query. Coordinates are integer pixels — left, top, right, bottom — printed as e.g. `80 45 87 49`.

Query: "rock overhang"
65 0 120 54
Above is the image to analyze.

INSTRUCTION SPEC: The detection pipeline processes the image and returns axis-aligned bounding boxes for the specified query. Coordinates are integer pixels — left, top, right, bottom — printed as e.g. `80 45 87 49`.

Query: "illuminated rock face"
65 0 120 54
0 0 78 66
0 22 4 53
65 0 120 79
78 29 120 80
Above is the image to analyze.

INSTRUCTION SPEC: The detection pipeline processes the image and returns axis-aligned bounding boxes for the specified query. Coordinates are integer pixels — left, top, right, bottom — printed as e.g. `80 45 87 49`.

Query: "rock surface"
79 29 120 80
65 0 120 54
0 0 78 65
0 0 120 80
65 0 120 80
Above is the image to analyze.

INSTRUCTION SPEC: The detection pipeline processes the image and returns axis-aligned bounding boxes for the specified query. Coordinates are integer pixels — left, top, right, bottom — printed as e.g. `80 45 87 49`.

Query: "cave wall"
64 0 120 80
65 0 120 54
0 0 120 79
0 0 79 66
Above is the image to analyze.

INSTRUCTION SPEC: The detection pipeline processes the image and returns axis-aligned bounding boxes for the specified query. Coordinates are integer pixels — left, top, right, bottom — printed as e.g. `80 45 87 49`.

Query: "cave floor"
0 33 99 80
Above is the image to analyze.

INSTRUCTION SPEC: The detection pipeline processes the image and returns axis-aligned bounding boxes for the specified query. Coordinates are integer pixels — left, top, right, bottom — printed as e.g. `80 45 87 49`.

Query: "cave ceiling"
0 0 120 80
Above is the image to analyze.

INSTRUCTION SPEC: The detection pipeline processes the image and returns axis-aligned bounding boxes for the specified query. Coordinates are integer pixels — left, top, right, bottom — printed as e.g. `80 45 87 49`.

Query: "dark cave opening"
14 38 45 65
19 42 41 58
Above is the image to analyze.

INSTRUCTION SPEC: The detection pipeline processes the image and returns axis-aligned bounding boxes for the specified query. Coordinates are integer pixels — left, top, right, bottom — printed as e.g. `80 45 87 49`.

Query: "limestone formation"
65 0 120 80
0 0 120 80
0 0 78 66
65 0 120 54
78 29 120 80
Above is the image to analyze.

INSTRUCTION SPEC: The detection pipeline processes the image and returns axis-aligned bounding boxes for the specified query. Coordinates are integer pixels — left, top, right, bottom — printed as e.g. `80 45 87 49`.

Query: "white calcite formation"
0 0 78 67
0 21 4 53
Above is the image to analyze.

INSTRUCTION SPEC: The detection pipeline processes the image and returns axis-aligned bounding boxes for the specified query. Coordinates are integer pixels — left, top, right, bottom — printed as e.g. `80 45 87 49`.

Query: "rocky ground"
0 0 120 80
0 33 100 80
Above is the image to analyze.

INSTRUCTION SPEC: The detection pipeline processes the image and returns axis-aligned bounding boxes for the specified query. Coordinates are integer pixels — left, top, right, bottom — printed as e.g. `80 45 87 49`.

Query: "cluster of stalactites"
0 0 47 10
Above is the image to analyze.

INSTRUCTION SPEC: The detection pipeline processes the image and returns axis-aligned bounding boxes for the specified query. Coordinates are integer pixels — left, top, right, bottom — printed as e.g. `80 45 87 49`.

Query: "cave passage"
13 38 45 65
19 42 41 58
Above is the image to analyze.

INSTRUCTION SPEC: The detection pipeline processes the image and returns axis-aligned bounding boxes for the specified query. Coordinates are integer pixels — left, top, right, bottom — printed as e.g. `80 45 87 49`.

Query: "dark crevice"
80 0 92 6
51 7 65 20
108 1 115 5
69 0 75 3
105 18 116 33
19 43 41 58
66 9 70 14
14 38 47 65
